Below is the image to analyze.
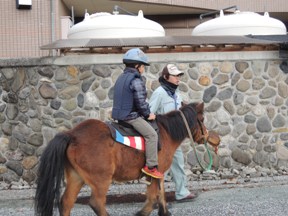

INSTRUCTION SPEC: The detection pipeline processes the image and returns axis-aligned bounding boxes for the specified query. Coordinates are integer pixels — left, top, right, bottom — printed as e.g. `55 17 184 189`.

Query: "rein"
179 110 213 171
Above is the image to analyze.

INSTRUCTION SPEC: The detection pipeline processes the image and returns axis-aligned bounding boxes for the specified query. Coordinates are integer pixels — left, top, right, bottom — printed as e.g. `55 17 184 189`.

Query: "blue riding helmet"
123 48 150 66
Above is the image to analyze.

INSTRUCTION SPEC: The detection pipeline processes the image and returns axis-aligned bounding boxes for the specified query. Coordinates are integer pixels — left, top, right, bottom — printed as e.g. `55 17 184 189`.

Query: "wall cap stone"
0 51 280 67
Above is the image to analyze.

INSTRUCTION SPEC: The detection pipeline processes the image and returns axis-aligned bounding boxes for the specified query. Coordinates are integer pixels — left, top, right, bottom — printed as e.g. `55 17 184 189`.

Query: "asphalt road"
1 176 288 216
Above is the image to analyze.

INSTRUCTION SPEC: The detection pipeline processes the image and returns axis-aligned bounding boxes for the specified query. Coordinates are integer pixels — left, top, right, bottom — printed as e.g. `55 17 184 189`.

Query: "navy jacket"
112 67 151 120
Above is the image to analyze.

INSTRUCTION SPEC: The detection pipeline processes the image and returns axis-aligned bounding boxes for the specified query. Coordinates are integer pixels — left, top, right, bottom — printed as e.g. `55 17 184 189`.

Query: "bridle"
196 118 209 143
179 109 213 171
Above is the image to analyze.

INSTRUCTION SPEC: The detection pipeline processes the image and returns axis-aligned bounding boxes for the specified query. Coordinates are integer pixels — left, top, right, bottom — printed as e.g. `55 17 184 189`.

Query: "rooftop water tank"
68 10 165 39
192 10 287 36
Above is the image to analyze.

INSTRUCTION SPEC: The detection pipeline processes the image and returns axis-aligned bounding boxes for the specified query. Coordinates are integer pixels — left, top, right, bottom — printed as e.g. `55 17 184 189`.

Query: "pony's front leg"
157 179 171 216
136 179 171 216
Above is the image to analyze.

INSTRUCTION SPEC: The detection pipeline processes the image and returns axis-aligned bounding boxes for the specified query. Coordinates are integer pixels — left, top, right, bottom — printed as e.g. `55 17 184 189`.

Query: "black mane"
156 103 201 142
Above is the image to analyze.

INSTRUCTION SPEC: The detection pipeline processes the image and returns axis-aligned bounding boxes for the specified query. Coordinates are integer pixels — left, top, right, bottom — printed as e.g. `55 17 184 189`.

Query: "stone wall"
0 54 288 187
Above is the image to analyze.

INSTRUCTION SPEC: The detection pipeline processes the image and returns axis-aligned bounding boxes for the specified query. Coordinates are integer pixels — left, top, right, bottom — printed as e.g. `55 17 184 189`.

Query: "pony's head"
181 102 221 147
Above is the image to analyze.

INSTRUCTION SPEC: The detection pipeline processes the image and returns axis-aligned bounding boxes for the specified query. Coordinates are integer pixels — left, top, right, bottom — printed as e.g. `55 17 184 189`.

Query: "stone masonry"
0 56 288 187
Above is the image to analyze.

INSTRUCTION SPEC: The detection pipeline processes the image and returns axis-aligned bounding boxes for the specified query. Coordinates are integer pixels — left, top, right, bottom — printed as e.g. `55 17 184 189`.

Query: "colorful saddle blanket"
106 121 145 151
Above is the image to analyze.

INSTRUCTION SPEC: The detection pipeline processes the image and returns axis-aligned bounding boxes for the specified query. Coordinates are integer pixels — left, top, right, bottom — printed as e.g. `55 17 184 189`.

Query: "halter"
179 109 213 171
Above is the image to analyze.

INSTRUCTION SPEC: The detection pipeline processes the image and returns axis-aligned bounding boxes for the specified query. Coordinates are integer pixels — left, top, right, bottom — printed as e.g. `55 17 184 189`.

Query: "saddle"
106 120 161 151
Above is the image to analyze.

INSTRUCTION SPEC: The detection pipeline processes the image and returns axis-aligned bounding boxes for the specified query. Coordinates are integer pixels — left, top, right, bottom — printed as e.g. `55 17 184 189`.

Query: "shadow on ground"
76 191 176 205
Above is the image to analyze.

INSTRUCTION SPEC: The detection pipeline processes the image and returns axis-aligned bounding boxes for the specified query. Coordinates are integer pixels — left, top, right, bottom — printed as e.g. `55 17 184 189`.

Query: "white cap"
167 64 184 76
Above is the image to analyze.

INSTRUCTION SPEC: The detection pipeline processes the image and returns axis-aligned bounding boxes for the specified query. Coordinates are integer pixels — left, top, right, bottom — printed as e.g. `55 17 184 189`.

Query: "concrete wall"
0 51 288 187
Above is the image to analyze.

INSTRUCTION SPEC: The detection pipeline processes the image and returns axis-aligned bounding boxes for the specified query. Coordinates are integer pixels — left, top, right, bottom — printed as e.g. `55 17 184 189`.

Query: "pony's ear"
196 102 204 112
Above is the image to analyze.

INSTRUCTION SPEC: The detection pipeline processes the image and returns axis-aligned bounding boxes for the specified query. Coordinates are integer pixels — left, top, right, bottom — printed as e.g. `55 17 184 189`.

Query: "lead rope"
179 110 213 171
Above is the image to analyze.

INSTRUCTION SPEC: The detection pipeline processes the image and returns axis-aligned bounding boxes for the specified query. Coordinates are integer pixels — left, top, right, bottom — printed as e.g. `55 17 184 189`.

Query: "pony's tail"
34 133 71 216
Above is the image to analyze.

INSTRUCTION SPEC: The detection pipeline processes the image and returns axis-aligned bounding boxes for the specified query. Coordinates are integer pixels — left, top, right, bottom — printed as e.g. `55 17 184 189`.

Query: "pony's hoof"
153 203 158 209
135 211 145 216
158 210 172 216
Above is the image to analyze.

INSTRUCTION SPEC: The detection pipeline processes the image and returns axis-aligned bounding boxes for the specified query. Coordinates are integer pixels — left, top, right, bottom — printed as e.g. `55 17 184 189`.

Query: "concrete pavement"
1 175 288 215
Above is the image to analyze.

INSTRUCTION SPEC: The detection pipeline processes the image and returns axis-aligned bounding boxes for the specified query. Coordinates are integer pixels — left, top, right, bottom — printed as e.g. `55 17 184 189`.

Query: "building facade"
1 0 288 58
0 0 68 58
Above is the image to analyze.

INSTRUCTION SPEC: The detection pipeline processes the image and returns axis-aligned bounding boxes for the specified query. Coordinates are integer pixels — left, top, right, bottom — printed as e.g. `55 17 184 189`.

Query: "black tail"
35 133 71 216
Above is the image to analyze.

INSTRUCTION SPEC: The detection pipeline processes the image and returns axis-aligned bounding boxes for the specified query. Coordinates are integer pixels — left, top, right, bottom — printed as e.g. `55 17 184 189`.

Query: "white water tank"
192 10 287 36
68 10 165 39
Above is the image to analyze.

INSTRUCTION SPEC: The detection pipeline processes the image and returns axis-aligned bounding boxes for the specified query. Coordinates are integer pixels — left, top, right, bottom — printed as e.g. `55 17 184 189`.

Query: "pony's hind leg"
88 180 112 216
60 168 84 216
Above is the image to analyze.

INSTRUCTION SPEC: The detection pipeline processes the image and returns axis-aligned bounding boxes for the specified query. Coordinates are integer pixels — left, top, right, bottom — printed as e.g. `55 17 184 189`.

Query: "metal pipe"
199 5 238 22
50 0 56 56
113 5 135 15
71 6 74 25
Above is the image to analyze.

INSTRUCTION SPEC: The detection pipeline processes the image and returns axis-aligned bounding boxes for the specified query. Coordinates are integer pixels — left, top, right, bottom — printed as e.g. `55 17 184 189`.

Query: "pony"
35 102 209 216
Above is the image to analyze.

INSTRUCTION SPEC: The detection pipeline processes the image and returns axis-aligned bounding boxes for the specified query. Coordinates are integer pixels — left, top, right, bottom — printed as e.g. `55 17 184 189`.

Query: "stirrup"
139 172 152 185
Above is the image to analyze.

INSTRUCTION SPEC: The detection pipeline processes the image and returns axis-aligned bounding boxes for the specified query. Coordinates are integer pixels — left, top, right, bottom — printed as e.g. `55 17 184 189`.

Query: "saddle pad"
115 130 145 151
106 121 145 151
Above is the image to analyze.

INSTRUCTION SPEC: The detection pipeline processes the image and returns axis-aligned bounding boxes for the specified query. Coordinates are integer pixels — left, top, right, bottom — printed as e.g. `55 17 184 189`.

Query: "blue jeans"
169 147 190 200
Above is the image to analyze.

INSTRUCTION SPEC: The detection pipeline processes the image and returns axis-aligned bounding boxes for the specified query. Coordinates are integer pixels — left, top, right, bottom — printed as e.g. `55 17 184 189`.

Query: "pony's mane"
156 102 202 142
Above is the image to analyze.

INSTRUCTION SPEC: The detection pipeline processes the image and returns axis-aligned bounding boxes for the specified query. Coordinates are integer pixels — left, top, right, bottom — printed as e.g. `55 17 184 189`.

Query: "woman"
149 64 198 201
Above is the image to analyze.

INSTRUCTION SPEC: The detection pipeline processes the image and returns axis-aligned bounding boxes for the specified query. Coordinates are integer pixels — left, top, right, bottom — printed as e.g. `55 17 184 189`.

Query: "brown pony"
35 102 208 216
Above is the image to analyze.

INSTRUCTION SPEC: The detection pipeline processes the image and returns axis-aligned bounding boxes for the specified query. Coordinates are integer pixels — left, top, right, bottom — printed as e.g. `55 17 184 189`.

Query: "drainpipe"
50 0 56 56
